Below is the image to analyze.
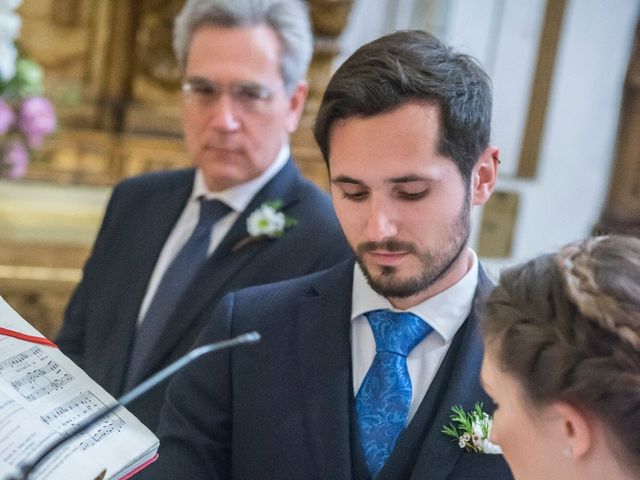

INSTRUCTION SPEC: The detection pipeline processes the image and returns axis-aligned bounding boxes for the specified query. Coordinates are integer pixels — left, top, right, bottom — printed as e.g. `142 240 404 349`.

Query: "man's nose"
366 202 398 242
207 94 241 131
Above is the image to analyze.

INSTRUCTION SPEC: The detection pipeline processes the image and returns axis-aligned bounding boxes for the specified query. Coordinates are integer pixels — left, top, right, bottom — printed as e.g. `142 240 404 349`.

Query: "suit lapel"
139 160 304 378
109 170 193 392
211 158 302 258
296 261 355 480
119 175 194 326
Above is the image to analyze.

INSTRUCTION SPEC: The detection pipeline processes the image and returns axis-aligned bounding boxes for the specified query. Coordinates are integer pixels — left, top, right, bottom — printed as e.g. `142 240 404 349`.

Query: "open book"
0 297 159 480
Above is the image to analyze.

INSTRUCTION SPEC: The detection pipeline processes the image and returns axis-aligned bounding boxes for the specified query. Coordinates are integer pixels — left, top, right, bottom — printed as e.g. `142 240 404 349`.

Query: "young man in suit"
140 31 513 479
55 0 351 431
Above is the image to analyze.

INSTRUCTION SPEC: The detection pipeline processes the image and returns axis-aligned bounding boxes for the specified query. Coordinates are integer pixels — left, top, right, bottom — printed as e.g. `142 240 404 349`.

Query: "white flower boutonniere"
232 200 297 252
442 402 502 454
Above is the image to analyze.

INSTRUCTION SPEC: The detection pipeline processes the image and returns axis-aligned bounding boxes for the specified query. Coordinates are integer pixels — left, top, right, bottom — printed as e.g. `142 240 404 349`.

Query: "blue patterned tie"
125 198 231 390
356 309 433 477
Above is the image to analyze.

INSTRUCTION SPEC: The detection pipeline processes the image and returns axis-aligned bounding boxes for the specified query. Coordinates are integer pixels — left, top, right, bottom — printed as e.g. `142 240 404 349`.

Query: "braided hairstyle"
482 235 640 468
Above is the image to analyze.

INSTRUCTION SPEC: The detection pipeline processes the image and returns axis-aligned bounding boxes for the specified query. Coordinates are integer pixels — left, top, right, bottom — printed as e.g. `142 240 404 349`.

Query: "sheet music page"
0 389 104 480
0 297 159 480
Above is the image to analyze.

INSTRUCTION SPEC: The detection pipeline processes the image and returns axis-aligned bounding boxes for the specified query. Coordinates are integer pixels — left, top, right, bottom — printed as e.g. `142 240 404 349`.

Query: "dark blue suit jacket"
141 259 513 479
56 160 352 430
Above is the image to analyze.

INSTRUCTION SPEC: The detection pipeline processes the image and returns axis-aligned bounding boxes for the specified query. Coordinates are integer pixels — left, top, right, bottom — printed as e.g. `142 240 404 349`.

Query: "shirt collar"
192 144 290 212
351 250 479 342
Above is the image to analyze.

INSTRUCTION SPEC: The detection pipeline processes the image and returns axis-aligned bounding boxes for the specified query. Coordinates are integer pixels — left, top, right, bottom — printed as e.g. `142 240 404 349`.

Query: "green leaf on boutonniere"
442 402 502 454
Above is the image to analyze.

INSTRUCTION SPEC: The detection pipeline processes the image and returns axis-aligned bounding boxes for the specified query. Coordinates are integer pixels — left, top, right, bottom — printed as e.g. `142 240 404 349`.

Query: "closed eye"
193 84 216 96
341 188 369 201
396 189 428 201
333 181 369 202
234 83 271 101
392 181 430 201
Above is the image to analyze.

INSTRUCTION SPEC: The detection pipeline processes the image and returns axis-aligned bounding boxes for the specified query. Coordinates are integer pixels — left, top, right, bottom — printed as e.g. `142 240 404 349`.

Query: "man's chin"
359 262 423 299
367 276 424 299
199 168 245 192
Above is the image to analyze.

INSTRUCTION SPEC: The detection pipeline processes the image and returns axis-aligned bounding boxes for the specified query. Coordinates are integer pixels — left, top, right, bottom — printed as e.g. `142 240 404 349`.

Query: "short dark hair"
482 235 640 471
313 30 492 181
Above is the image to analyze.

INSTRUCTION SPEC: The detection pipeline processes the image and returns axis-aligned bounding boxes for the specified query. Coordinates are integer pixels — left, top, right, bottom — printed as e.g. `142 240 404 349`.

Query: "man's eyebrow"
388 175 432 184
331 175 364 185
331 175 436 186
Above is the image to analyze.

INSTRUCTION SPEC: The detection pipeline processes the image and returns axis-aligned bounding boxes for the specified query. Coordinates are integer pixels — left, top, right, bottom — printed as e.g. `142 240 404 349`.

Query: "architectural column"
594 18 640 238
291 0 354 189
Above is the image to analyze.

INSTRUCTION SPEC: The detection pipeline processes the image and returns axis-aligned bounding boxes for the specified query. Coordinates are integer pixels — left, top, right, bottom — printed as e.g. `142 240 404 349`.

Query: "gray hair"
313 30 492 181
174 0 312 95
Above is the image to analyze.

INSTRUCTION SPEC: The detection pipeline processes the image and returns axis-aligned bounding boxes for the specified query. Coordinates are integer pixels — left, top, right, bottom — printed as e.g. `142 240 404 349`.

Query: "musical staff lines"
0 346 74 401
41 391 104 434
79 414 126 450
40 391 127 449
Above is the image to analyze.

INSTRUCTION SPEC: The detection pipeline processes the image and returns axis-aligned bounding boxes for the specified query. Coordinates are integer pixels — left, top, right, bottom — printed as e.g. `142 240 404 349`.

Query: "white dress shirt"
351 249 479 422
137 145 290 324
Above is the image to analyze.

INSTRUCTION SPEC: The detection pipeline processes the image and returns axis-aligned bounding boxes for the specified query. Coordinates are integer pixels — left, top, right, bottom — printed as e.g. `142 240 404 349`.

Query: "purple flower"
3 140 28 178
0 98 15 135
19 95 56 148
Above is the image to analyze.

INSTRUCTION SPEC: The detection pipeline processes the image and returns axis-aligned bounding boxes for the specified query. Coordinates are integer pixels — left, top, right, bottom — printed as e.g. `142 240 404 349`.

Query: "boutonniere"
442 402 502 454
232 200 297 253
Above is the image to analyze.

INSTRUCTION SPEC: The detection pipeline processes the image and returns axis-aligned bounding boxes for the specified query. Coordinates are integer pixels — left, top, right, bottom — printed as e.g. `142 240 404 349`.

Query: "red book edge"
0 327 58 348
116 453 159 479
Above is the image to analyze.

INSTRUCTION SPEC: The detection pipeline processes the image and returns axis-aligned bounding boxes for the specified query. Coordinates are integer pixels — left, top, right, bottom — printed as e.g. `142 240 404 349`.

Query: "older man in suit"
55 0 351 431
140 30 513 479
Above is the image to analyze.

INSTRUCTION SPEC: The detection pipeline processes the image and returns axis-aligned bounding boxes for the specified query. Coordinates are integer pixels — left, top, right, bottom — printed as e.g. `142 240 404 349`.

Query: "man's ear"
471 145 499 206
550 402 593 460
285 81 309 133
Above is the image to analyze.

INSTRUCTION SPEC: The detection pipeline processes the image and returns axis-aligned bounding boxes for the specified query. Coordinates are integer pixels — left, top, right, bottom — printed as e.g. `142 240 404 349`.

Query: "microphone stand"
10 331 260 480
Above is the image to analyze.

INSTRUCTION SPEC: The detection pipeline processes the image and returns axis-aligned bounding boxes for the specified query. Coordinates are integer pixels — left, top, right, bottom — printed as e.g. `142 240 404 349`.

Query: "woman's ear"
549 402 593 460
471 145 499 206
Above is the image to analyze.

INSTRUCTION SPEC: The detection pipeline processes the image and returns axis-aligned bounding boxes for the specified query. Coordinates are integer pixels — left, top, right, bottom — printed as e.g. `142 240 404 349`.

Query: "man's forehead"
327 103 451 164
187 23 282 70
329 100 441 128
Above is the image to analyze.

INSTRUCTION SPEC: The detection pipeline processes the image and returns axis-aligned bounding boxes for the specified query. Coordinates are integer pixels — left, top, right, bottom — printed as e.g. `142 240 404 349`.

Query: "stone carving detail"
135 0 184 90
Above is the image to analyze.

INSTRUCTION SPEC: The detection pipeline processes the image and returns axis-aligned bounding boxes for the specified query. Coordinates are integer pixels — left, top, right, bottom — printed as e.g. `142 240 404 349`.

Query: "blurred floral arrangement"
0 0 56 179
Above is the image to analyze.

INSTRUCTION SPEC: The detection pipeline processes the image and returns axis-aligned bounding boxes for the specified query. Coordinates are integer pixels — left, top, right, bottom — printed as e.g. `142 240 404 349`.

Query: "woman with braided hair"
480 235 640 479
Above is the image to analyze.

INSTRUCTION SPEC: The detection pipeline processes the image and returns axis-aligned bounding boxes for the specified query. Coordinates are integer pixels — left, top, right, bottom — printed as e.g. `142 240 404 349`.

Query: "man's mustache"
357 240 418 256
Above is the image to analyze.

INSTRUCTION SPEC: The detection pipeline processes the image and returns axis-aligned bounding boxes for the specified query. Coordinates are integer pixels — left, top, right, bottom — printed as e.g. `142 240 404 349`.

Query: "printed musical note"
79 414 126 450
0 346 75 401
40 391 127 449
41 391 105 433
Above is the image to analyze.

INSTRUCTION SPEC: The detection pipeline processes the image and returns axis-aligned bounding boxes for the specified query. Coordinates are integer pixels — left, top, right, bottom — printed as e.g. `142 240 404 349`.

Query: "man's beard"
356 200 470 299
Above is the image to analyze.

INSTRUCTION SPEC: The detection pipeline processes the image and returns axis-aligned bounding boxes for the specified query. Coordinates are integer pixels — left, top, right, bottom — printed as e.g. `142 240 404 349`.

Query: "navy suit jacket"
56 159 352 430
141 259 513 479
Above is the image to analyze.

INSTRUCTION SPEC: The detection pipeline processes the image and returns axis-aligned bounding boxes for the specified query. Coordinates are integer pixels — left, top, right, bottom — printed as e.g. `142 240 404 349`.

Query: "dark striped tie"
124 198 231 390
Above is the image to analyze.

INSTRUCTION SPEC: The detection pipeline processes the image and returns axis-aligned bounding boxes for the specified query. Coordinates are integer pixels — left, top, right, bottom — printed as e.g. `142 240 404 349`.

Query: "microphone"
10 331 261 480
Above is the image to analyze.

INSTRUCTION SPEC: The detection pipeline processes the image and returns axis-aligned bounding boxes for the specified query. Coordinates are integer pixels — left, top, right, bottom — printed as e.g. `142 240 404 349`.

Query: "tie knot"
198 198 231 228
366 309 432 357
